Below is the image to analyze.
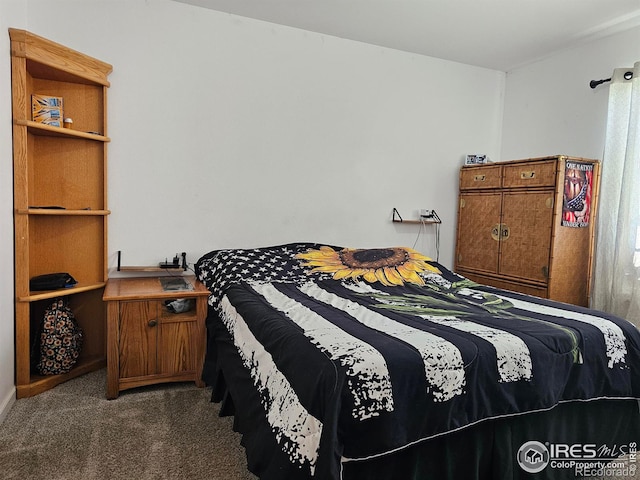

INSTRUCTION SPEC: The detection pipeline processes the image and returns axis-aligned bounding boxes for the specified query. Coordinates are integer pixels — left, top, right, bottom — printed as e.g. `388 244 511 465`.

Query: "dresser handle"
520 171 535 179
542 266 549 278
491 224 501 241
148 319 157 327
490 224 510 241
474 175 486 182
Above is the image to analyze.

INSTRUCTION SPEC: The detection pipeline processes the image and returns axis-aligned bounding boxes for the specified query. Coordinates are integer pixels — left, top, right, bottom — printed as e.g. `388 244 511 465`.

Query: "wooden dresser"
454 155 600 306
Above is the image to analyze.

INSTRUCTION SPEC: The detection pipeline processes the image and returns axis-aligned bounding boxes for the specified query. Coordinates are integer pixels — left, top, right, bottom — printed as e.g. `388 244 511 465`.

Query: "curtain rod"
590 70 633 89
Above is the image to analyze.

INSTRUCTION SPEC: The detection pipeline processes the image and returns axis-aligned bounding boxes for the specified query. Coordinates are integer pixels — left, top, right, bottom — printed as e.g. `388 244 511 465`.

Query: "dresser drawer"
460 164 502 190
502 160 557 188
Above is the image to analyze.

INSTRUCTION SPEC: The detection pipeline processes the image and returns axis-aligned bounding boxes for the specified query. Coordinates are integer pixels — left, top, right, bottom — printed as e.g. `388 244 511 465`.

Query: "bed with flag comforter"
195 242 640 480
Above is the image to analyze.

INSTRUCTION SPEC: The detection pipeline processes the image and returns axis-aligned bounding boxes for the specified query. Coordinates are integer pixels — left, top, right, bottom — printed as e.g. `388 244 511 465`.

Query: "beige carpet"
0 370 257 480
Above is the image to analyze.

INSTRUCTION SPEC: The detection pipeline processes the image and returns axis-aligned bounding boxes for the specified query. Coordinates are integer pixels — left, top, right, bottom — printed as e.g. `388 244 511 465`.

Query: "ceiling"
173 0 640 71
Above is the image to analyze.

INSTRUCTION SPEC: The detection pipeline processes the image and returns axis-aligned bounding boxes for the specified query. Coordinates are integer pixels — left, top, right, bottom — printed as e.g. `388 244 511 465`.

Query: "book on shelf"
31 94 63 127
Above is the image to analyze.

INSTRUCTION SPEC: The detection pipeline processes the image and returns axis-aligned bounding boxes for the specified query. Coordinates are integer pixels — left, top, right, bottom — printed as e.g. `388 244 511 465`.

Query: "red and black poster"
562 161 594 228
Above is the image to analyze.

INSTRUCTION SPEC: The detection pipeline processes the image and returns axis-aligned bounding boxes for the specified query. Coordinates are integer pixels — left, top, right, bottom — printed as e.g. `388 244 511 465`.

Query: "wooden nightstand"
103 276 210 399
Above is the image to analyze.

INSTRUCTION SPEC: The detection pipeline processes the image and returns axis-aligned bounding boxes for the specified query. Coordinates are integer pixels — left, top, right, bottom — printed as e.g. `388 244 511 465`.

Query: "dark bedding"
196 243 640 480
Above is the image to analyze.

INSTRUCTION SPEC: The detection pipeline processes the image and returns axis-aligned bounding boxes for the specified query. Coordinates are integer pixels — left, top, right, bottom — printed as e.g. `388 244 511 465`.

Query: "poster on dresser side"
562 161 593 228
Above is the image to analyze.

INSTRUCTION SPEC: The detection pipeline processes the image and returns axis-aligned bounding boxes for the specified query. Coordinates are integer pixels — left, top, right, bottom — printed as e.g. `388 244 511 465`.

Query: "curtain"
592 61 640 327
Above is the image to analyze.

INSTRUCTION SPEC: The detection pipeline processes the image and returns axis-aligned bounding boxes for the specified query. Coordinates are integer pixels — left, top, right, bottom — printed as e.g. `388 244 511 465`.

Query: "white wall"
501 26 640 160
23 0 504 273
0 1 26 423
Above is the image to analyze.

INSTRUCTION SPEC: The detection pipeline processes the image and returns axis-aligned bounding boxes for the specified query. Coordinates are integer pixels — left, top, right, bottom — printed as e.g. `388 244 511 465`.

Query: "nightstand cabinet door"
118 301 158 379
157 301 199 375
118 299 199 380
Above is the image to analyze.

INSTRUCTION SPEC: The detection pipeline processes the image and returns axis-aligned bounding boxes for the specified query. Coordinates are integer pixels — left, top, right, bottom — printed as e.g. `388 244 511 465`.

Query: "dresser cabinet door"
456 192 502 273
499 191 554 282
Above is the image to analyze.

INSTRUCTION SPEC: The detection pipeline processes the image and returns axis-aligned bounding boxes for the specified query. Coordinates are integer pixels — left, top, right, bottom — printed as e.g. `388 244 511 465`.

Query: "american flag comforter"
195 242 640 480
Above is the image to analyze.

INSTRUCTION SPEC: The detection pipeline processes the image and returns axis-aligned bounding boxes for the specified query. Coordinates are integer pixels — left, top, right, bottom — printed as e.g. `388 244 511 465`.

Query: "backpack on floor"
36 298 84 375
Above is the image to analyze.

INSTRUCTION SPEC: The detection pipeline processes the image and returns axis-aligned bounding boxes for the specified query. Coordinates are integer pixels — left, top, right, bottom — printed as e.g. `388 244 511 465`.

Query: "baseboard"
0 386 16 425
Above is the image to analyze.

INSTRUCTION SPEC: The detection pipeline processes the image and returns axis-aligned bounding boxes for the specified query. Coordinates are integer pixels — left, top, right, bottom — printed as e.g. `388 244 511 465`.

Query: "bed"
195 242 640 480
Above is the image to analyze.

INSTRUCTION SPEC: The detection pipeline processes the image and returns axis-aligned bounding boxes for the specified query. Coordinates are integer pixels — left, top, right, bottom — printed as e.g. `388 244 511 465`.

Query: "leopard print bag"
36 298 84 375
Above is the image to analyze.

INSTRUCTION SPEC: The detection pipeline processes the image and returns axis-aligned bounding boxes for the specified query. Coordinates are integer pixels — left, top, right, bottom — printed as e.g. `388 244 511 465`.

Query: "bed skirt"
204 349 639 480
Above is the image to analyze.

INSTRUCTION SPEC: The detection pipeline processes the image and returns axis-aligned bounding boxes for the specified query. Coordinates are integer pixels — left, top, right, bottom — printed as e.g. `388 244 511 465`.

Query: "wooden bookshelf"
10 29 112 398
